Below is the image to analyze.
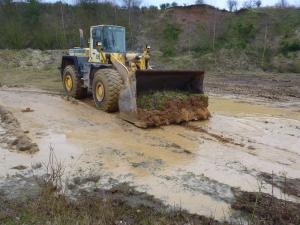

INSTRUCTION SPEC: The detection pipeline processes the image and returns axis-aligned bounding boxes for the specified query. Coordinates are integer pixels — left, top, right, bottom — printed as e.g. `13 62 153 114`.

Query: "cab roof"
90 25 125 29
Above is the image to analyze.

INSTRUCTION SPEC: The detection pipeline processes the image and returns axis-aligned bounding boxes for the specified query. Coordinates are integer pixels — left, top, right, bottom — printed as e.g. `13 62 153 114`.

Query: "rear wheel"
62 65 87 99
92 69 123 112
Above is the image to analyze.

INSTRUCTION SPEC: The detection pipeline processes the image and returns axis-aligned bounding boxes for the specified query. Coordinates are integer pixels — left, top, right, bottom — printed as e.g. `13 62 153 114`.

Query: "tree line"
0 0 156 49
0 0 298 52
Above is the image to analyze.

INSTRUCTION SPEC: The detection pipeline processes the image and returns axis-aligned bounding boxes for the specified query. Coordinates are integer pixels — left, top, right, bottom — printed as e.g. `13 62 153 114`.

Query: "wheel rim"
95 82 105 102
65 75 73 92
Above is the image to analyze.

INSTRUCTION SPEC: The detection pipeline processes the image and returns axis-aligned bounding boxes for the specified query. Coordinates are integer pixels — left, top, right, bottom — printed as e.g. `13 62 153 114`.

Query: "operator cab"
90 25 126 54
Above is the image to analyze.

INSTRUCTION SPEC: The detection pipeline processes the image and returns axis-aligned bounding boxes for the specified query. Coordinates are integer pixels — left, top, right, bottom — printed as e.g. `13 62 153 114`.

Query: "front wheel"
92 69 123 112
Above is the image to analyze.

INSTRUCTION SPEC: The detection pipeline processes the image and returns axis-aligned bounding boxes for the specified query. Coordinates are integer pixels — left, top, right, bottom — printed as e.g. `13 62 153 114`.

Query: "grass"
0 49 63 92
2 173 300 225
0 182 223 225
0 67 63 92
137 91 208 110
232 191 300 225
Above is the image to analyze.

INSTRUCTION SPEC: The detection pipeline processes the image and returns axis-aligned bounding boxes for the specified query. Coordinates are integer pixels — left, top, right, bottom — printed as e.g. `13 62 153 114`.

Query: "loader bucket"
135 70 204 95
118 70 205 128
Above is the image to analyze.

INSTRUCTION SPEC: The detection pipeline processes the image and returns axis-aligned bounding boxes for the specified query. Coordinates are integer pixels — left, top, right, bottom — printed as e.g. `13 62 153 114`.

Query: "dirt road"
0 87 300 220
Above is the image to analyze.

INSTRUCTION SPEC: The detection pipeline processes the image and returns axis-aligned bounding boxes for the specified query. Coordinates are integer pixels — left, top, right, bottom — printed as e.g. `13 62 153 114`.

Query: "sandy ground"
0 87 300 220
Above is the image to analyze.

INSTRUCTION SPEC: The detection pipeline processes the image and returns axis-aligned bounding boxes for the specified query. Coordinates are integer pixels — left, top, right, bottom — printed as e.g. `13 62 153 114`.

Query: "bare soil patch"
206 72 300 102
0 105 39 153
137 92 210 127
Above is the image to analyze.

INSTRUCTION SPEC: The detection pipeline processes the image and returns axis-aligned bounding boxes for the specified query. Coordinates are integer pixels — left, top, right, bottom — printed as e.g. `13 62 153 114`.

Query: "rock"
11 165 27 170
21 108 34 113
32 162 42 169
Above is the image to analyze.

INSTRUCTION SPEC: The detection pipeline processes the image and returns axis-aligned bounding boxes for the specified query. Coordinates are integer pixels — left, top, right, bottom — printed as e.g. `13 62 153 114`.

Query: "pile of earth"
0 105 39 153
0 49 64 70
137 91 210 127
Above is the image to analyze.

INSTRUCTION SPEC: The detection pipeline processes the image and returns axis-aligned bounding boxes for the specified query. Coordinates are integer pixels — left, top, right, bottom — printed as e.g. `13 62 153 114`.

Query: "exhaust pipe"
79 29 84 48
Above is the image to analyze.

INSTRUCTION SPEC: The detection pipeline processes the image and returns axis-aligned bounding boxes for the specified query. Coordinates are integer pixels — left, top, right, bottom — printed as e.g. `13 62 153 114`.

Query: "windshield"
96 26 125 53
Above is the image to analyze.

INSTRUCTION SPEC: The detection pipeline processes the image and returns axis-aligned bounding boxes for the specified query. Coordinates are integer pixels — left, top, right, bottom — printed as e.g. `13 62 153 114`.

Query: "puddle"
0 88 300 220
209 96 300 120
0 130 82 178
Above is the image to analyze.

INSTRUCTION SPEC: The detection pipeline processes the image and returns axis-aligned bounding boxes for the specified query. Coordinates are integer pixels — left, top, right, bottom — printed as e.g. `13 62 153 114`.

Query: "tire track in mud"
159 171 236 204
0 87 61 96
183 124 245 147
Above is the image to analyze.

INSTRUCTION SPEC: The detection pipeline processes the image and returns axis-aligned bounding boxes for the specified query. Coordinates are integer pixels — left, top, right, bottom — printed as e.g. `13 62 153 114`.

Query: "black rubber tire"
92 69 123 112
62 65 87 99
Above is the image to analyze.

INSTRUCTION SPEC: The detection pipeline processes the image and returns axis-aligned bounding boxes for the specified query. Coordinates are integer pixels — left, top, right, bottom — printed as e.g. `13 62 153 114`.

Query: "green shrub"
280 39 300 55
161 23 181 56
233 22 256 49
163 23 181 42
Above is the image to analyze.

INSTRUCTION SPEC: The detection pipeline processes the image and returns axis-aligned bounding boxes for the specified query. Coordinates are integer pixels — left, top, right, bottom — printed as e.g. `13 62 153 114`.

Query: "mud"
0 87 300 221
0 105 38 153
184 124 245 147
259 172 300 198
232 190 300 225
206 72 300 104
137 95 210 127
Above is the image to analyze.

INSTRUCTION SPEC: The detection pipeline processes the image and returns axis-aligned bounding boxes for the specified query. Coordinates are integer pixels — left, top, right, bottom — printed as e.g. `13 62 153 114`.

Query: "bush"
233 22 256 49
161 23 181 56
280 39 300 55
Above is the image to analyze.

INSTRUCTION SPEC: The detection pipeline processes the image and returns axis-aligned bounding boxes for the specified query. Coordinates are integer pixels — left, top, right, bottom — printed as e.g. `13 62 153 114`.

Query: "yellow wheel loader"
60 25 205 127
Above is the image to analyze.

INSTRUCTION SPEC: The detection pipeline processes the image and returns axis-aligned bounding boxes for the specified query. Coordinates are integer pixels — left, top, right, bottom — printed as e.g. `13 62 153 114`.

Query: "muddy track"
0 87 300 220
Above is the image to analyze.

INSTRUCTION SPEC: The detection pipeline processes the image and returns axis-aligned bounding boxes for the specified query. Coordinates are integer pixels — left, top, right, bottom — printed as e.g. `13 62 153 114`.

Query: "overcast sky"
43 0 300 9
139 0 299 9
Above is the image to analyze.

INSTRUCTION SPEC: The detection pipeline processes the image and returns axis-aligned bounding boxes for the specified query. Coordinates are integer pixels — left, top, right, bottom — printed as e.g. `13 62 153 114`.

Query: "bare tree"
255 0 262 7
122 0 141 8
243 0 262 8
59 2 66 46
261 24 268 67
171 2 178 7
122 0 142 47
122 0 142 27
195 0 204 4
243 0 256 8
277 0 288 7
227 0 238 11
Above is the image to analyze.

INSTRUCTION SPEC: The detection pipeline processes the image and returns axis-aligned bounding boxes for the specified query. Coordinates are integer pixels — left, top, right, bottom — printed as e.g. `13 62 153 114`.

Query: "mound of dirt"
0 105 39 153
0 49 64 70
137 92 210 127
